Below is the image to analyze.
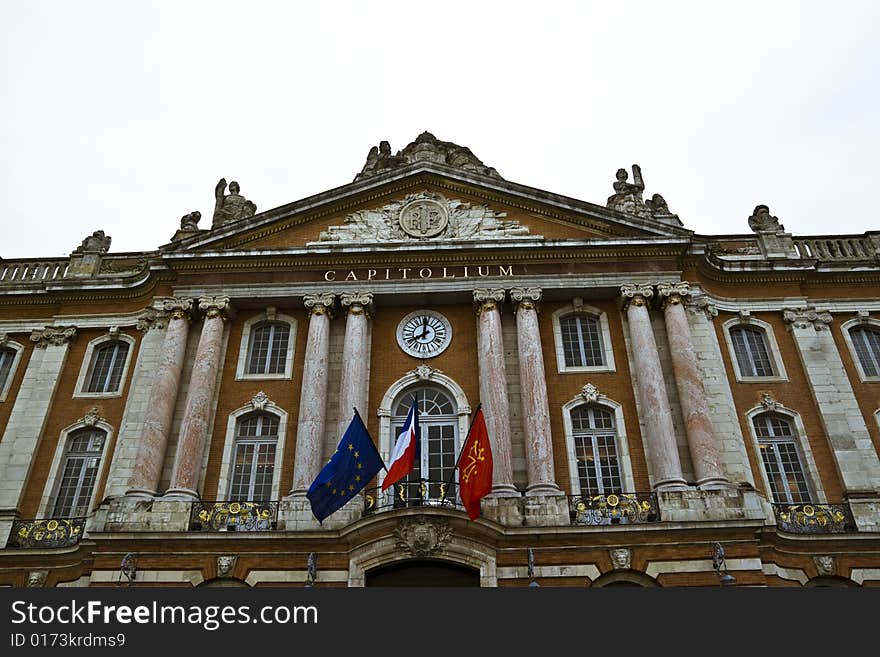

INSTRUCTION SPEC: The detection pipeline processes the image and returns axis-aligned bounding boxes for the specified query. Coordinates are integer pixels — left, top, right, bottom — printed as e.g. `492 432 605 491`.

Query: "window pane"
571 405 621 496
229 413 279 500
0 347 15 392
52 429 105 517
851 327 880 377
730 327 773 377
560 315 604 368
85 342 129 393
754 414 811 504
246 323 290 375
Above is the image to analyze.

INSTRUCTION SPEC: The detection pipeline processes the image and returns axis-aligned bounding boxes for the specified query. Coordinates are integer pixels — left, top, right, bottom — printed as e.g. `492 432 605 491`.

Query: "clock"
396 310 452 359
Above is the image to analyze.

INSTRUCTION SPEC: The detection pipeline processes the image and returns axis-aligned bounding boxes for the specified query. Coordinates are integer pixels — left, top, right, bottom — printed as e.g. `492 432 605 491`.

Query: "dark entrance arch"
365 560 479 587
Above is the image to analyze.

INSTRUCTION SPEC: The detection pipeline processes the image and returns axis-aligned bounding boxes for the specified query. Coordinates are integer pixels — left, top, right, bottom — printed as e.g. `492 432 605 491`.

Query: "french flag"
382 398 420 490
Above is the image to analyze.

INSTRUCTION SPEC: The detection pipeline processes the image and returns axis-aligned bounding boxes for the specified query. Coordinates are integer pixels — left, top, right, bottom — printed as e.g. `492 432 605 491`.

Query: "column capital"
30 326 77 348
161 296 195 320
783 306 832 331
510 287 542 313
620 283 654 310
473 288 506 315
656 281 692 310
687 293 719 321
198 296 233 321
303 292 336 318
340 291 374 317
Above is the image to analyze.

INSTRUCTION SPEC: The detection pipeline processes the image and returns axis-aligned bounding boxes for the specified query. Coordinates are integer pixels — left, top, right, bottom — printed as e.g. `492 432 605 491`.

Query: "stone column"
337 292 373 440
473 289 518 496
784 307 880 522
621 284 687 490
289 293 335 498
164 297 231 500
657 283 729 489
125 298 193 498
510 287 562 496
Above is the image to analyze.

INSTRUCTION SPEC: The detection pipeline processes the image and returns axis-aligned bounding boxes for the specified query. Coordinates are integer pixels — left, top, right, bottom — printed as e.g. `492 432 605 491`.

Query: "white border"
0 340 24 402
40 419 115 517
72 332 136 399
235 311 297 381
551 304 616 374
839 317 880 383
722 317 788 383
395 310 453 360
744 403 826 503
216 399 289 501
561 393 636 495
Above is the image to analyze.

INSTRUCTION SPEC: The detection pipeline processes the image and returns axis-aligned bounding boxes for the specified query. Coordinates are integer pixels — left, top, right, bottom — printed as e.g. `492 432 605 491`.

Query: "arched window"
849 326 880 378
83 340 130 393
228 413 279 501
246 322 290 375
570 405 622 496
729 326 774 377
559 314 605 368
51 428 106 517
753 413 811 504
0 346 17 397
390 387 459 502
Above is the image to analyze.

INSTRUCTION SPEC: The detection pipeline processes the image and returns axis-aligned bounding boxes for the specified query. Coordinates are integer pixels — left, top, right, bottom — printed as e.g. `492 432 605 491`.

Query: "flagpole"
445 402 483 494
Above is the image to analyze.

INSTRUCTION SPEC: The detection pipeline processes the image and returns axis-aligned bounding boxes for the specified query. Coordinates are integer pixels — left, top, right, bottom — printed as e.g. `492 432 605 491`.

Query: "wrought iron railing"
189 501 278 532
363 480 463 516
7 517 86 548
772 502 855 534
569 493 659 525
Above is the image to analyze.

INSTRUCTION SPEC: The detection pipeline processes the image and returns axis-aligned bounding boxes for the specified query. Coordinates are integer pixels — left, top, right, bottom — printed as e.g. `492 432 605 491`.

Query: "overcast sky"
2 1 877 258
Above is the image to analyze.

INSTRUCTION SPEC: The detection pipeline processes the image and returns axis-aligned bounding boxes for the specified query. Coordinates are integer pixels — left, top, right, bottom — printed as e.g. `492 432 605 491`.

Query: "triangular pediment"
161 163 692 254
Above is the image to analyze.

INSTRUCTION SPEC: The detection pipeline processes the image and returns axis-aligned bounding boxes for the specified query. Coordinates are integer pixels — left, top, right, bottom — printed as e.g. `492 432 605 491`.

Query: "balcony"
188 501 279 532
7 517 86 548
569 493 660 526
772 503 856 534
363 480 464 516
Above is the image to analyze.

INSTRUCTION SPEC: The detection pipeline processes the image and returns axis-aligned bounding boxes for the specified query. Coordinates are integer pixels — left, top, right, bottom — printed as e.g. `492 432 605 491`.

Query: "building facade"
1 132 879 588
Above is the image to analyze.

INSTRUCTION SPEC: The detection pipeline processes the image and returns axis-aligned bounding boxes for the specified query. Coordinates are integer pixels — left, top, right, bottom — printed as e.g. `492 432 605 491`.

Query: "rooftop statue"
72 230 112 254
354 132 502 181
747 204 784 233
606 165 681 225
213 178 257 228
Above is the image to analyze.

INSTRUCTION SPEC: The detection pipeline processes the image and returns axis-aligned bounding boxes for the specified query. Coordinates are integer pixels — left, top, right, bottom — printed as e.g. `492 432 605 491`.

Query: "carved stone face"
27 571 46 587
217 556 236 576
616 169 628 181
229 181 240 194
610 548 631 570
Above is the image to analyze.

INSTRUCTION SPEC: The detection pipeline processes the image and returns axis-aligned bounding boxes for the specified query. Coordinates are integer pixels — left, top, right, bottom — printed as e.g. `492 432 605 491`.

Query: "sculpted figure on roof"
213 179 257 228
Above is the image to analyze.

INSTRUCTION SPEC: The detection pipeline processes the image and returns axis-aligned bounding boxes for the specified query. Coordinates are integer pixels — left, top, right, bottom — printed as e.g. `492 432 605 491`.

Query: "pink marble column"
511 287 562 496
126 297 193 498
473 289 518 496
658 282 729 489
337 292 373 440
164 297 231 500
289 293 335 497
620 284 687 490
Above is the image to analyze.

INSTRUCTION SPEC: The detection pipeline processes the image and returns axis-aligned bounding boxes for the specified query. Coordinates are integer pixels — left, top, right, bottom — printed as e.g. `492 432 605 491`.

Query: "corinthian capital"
783 306 832 331
198 296 232 320
303 293 336 317
620 283 653 309
510 287 542 313
30 326 77 348
340 291 374 317
473 288 506 315
656 281 692 310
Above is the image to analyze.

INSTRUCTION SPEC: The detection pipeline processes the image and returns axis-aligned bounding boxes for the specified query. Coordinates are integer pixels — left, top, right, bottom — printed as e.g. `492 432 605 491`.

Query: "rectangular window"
560 315 604 368
731 327 774 377
85 342 129 393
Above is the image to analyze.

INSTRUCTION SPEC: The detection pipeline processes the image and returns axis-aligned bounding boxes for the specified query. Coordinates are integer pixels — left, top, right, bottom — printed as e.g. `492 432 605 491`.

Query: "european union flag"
307 410 385 522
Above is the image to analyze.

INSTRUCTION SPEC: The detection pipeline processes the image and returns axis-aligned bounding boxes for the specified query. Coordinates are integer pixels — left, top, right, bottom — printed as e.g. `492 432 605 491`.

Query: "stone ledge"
87 498 192 534
656 488 771 523
849 499 880 533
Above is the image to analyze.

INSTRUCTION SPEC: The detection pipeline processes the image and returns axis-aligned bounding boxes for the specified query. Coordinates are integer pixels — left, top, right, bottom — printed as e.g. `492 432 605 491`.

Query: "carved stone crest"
581 383 601 403
399 199 449 239
759 391 782 412
748 205 784 233
250 391 270 412
83 406 102 427
394 516 452 557
217 555 237 577
610 548 632 570
414 364 438 381
73 230 112 254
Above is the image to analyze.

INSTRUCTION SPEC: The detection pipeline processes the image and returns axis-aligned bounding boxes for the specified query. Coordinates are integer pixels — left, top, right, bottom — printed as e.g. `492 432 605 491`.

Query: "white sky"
1 1 877 258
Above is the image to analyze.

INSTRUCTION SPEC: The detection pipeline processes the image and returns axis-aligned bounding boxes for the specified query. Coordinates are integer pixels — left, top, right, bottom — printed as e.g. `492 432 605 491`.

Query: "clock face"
396 310 452 359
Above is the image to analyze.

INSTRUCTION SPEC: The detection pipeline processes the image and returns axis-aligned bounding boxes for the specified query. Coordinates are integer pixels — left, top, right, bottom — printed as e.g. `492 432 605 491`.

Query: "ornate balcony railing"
0 259 69 284
7 517 86 548
772 502 855 534
189 501 278 532
363 480 464 516
569 493 660 526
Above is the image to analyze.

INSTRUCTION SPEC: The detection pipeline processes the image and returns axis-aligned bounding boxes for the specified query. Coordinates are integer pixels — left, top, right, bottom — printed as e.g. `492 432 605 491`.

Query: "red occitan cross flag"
458 407 493 520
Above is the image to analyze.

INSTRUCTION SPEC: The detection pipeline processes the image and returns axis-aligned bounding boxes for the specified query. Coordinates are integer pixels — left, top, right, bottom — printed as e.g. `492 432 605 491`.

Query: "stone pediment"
314 191 536 244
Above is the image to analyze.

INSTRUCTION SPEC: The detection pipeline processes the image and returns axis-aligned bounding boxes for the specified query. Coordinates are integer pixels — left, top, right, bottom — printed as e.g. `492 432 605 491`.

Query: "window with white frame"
570 405 623 496
245 322 290 375
729 326 775 377
83 340 130 394
228 413 279 501
51 428 106 517
560 315 605 368
848 326 880 378
753 413 811 504
0 346 17 397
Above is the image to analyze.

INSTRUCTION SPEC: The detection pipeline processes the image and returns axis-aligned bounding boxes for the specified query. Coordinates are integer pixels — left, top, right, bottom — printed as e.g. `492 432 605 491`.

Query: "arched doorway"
365 560 480 587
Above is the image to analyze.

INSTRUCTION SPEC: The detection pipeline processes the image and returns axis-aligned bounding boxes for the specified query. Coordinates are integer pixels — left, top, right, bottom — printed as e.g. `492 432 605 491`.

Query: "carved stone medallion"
399 199 449 239
394 516 452 557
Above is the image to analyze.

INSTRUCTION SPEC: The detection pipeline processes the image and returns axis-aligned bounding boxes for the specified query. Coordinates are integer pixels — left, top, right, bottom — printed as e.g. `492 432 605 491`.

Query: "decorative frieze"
29 326 77 348
783 306 832 331
473 288 506 314
303 293 336 317
510 287 542 312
